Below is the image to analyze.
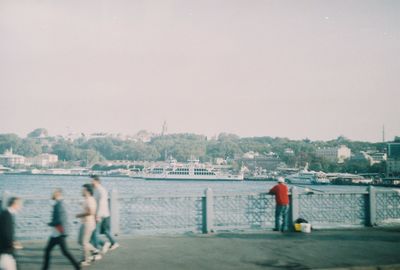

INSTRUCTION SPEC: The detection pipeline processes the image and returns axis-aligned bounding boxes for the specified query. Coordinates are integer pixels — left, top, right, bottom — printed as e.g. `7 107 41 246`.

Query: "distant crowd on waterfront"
0 175 120 270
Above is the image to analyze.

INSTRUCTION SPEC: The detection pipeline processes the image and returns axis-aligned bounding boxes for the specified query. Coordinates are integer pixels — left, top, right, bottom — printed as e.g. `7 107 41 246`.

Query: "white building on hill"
0 149 25 167
26 153 59 167
316 145 351 163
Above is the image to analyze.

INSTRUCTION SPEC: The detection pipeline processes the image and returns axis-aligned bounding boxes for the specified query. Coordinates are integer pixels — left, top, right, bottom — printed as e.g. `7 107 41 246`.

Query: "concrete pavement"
16 227 400 270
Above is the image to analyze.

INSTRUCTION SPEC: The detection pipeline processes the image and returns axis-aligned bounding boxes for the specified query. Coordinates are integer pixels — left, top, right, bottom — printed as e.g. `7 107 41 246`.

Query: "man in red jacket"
269 177 289 232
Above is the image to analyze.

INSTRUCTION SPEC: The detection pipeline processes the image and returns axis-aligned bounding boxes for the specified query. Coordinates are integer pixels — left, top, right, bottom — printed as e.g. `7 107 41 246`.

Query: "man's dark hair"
8 197 21 207
90 174 100 182
82 184 94 196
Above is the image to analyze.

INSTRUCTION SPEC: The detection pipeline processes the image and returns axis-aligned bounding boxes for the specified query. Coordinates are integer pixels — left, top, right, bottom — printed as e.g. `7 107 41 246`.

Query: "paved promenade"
16 227 400 270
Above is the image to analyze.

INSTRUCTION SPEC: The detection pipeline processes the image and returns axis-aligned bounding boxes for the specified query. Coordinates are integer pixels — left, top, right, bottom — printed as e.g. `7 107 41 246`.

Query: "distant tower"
382 125 385 143
161 121 168 136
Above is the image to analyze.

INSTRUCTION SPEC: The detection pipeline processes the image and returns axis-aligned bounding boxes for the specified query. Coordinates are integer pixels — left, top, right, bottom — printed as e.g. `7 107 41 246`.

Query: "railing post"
2 190 10 210
291 187 299 226
110 189 120 235
368 186 377 226
202 188 214 234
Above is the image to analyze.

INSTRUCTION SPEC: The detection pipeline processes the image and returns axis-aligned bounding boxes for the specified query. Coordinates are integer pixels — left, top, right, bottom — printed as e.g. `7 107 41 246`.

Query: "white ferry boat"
143 159 244 181
285 164 330 185
285 171 330 185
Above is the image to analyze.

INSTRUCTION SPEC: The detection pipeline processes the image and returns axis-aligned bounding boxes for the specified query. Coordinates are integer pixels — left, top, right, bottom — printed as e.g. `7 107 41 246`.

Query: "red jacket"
269 183 289 205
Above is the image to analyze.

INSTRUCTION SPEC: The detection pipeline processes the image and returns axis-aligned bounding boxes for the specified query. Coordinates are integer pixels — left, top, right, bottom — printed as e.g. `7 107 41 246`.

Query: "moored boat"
143 159 244 181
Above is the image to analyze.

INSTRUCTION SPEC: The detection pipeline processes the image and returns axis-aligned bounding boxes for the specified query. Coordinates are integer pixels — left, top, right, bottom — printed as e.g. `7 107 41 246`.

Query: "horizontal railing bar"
7 190 399 202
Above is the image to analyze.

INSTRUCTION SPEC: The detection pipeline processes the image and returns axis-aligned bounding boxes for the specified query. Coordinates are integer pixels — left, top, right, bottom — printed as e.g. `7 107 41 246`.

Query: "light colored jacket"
94 185 110 218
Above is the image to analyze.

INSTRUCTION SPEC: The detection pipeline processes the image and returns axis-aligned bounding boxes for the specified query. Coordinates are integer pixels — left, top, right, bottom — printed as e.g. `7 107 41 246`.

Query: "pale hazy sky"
1 0 399 142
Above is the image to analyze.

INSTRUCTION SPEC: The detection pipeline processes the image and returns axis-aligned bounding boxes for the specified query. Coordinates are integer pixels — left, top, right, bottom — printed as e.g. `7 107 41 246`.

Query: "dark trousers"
90 217 115 249
42 236 80 270
274 205 289 232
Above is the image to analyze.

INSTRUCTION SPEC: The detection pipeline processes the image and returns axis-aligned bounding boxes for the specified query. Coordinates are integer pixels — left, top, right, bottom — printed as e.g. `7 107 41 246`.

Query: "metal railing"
2 187 400 240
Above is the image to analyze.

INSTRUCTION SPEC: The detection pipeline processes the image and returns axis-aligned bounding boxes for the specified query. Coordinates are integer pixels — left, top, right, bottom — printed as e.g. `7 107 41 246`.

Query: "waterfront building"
0 149 25 167
316 145 351 163
351 151 387 165
386 143 400 177
387 143 400 159
365 151 387 165
25 153 58 167
387 159 400 177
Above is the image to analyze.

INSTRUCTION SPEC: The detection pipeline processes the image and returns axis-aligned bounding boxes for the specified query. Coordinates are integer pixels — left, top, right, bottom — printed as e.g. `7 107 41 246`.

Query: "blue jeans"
274 205 289 231
90 217 115 249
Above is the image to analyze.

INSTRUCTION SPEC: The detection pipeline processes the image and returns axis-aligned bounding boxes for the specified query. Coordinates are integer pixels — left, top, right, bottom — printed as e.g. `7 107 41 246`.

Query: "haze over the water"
1 0 399 142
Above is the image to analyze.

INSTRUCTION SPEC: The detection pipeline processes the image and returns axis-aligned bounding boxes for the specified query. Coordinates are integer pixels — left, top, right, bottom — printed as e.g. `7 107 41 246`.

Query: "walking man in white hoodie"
90 175 119 254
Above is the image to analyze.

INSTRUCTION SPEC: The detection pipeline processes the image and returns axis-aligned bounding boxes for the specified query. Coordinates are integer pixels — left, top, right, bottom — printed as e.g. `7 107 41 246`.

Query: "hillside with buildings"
0 128 398 178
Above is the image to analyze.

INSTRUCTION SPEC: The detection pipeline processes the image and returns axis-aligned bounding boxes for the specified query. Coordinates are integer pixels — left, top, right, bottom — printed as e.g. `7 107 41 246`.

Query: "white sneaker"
80 260 91 267
109 243 120 251
91 254 102 261
102 242 111 254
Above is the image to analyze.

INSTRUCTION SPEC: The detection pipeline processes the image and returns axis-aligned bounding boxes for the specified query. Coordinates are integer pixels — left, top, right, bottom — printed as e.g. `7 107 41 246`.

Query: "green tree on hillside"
0 134 21 154
27 128 48 138
52 141 81 161
17 139 42 157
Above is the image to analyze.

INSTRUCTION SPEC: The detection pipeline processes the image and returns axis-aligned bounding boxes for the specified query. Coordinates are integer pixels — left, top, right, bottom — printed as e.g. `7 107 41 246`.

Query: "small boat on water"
285 171 330 185
326 173 373 185
285 164 330 185
0 165 12 174
244 167 276 181
143 159 244 181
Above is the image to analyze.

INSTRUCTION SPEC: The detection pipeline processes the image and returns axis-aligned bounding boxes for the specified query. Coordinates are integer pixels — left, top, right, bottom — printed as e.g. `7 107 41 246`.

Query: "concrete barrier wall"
3 188 400 240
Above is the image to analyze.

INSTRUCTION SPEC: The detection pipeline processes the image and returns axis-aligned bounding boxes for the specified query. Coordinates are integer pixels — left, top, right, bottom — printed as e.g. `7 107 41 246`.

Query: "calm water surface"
0 174 376 199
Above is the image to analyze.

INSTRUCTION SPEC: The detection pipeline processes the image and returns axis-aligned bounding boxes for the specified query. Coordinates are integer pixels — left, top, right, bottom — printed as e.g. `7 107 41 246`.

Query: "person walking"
76 184 100 267
0 197 22 270
269 177 289 232
42 189 80 270
90 175 119 253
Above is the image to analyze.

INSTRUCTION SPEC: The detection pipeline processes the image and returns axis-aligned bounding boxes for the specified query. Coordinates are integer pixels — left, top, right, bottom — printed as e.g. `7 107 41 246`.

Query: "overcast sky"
0 0 399 142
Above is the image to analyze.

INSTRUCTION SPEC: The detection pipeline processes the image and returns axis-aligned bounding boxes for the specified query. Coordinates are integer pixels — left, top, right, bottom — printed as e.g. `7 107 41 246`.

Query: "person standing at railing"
76 184 100 267
90 175 119 254
42 189 80 270
0 197 22 270
269 177 289 232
